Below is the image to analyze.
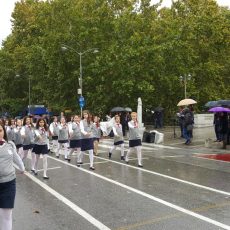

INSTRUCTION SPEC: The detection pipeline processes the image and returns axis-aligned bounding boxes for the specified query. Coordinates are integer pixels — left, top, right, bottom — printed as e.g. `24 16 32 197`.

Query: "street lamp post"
61 45 99 116
179 74 191 98
16 74 31 115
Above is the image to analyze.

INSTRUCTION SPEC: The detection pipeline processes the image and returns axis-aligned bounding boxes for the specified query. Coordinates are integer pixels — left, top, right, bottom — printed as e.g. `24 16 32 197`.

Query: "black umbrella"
217 100 230 108
154 106 164 112
111 107 125 112
124 107 132 112
204 101 218 108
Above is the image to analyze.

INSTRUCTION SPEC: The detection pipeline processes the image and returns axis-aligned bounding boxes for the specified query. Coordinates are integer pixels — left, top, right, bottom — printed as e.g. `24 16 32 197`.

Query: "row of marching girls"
49 111 101 170
4 117 50 179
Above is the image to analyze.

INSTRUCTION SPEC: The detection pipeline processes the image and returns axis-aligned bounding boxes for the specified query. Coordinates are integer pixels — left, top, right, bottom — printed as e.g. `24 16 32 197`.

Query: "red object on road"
196 154 230 162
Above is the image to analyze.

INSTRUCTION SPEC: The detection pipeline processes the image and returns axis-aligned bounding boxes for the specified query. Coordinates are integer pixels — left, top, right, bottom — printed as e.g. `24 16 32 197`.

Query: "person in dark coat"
213 113 222 142
220 112 229 149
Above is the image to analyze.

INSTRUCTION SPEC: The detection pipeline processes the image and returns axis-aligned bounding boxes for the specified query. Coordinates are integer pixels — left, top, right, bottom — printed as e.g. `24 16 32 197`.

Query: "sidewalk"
143 125 229 150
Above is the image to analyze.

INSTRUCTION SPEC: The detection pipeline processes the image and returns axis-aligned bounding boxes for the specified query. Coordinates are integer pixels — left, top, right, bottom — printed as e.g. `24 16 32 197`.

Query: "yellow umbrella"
177 99 197 106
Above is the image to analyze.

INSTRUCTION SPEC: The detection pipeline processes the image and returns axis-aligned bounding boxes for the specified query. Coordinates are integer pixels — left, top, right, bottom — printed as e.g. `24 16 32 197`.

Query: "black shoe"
34 172 38 176
126 161 129 164
31 169 35 173
138 165 143 168
56 156 59 158
67 159 71 163
89 167 95 170
43 176 49 179
185 140 191 145
108 152 112 159
79 162 83 164
121 156 125 161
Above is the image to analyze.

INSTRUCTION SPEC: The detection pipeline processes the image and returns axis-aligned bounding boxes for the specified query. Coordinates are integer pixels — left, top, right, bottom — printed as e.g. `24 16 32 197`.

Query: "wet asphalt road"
13 138 230 230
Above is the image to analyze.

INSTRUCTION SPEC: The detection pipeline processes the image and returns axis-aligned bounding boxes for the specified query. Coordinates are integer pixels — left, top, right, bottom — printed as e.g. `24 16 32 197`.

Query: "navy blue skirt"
16 144 23 149
114 140 124 146
129 139 142 147
81 138 94 151
70 139 81 148
0 179 16 208
32 144 49 155
23 144 34 150
58 140 68 144
52 136 58 140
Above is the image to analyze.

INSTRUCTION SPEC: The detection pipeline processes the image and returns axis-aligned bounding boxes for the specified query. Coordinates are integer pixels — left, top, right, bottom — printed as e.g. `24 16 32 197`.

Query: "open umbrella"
204 101 218 108
124 107 132 112
177 99 197 107
110 107 125 112
216 100 230 108
208 107 230 113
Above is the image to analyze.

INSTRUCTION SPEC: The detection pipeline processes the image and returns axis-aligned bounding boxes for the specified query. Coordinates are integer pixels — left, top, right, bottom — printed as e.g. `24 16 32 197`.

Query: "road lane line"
37 166 61 172
15 166 111 230
82 161 110 165
46 156 230 230
92 155 230 197
100 140 180 150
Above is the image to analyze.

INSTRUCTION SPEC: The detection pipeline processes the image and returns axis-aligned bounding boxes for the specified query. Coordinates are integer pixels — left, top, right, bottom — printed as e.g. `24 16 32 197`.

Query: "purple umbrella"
208 107 230 113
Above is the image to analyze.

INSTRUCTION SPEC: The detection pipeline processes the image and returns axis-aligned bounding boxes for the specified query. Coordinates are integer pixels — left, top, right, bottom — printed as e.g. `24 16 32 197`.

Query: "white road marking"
37 166 61 172
91 155 230 197
82 161 110 166
55 150 230 197
47 157 230 230
100 140 180 150
15 166 111 230
160 155 186 158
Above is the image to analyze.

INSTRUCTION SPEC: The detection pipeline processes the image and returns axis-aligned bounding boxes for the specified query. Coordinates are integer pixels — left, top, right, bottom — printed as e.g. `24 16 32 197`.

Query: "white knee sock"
63 143 69 159
88 149 94 167
57 143 62 157
109 145 116 154
34 154 40 172
0 208 12 230
77 148 83 163
120 143 125 157
126 147 134 162
31 152 36 170
43 155 48 177
69 148 75 158
136 146 142 165
52 140 58 153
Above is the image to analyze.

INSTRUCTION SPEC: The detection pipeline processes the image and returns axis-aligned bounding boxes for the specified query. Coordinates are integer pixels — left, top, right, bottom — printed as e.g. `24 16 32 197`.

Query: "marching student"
92 115 101 156
125 112 143 167
49 116 59 155
0 123 25 230
20 116 35 169
57 117 69 160
108 115 125 160
4 119 9 129
80 110 95 170
32 118 49 179
6 119 15 142
13 119 24 158
68 115 82 164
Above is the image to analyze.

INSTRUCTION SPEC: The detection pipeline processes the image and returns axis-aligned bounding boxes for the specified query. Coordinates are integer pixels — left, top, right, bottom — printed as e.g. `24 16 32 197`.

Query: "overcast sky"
0 0 230 45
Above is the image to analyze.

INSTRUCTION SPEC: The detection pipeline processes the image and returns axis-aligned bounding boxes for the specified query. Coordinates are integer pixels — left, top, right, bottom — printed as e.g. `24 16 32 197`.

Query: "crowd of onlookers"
176 105 230 148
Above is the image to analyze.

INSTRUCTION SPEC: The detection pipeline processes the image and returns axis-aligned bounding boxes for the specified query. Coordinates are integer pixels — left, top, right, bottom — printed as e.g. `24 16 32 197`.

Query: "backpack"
184 112 193 126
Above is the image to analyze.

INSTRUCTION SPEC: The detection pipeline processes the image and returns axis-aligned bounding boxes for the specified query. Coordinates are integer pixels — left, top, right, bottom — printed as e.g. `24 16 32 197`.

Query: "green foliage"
0 0 229 119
